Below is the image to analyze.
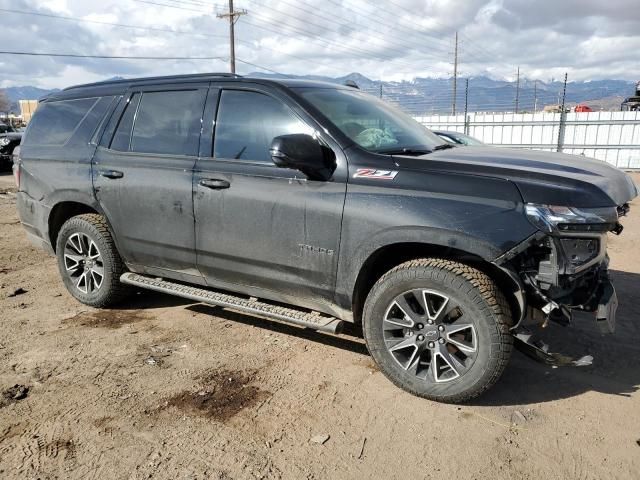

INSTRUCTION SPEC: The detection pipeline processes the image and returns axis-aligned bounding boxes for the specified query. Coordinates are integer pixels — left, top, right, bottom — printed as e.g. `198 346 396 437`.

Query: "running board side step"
120 273 344 334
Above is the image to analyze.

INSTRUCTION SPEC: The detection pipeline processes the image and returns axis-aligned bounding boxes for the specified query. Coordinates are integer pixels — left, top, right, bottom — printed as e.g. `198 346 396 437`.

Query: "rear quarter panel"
17 96 116 248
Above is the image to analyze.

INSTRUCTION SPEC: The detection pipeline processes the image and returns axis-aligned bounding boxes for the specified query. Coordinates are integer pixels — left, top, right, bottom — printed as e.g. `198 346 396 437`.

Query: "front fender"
334 171 537 309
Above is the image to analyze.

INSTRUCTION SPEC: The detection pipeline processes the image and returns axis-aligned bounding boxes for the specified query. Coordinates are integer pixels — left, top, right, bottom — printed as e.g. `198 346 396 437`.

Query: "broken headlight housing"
524 204 618 234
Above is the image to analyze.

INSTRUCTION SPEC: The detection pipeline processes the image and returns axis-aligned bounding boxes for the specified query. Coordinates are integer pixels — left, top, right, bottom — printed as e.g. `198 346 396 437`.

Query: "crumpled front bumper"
494 228 622 366
594 278 618 334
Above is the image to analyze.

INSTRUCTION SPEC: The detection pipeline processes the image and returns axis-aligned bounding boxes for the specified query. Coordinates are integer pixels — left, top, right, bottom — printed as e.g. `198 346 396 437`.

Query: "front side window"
213 90 313 162
295 87 444 153
24 98 97 146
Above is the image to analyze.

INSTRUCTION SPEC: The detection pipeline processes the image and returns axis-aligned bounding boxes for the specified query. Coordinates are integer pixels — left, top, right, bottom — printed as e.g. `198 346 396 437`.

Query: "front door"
193 86 347 313
93 84 208 280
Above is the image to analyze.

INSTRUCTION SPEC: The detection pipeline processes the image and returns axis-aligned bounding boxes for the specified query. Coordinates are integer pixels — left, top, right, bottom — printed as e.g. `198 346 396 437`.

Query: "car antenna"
344 80 359 89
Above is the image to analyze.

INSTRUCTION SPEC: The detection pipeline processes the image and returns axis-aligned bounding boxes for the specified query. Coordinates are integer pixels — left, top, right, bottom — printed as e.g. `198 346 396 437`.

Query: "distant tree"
0 90 10 114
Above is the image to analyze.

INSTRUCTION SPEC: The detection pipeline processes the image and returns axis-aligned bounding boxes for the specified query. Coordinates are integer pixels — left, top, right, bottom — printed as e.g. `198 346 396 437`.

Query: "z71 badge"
353 168 398 180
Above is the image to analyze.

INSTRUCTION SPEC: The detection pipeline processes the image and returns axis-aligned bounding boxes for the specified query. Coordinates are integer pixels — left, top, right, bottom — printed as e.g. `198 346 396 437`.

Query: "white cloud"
0 0 639 88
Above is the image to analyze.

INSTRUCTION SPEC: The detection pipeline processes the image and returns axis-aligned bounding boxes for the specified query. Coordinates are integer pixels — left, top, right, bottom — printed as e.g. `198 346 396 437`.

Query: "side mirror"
270 134 336 181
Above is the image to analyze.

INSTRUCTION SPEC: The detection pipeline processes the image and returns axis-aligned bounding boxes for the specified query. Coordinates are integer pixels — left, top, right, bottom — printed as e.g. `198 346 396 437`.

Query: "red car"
574 104 593 112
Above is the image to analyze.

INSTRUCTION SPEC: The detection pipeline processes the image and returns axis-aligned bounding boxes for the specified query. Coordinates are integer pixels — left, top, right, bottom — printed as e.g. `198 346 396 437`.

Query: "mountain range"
2 73 636 115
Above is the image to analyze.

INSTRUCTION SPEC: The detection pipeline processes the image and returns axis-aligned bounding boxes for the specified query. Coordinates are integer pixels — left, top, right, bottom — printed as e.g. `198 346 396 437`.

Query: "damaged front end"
495 202 630 366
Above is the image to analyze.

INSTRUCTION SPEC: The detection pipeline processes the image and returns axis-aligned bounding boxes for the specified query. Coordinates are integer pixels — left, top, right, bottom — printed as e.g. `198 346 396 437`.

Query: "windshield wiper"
433 143 455 151
379 147 433 156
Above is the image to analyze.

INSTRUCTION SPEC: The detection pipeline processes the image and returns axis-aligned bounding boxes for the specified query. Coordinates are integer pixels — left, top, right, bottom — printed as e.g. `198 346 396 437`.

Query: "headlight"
525 204 618 233
0 137 10 147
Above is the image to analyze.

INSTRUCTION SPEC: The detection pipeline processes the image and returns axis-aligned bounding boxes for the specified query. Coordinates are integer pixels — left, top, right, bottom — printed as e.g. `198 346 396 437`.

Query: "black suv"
15 73 637 402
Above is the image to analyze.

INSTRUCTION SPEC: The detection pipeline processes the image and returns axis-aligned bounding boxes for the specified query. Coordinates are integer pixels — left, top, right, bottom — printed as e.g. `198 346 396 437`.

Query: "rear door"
193 84 347 312
93 84 208 281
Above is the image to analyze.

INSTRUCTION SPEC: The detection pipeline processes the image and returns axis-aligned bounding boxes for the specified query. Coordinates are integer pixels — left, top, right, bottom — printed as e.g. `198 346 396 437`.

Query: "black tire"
55 213 130 308
362 258 513 403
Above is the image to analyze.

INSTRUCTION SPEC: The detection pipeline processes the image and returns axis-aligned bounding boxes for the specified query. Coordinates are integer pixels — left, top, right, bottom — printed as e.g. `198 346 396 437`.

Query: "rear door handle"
99 169 124 179
199 178 230 190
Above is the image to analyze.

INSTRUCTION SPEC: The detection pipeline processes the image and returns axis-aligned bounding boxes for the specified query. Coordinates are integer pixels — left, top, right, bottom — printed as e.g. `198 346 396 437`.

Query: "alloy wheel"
63 232 104 294
383 289 478 383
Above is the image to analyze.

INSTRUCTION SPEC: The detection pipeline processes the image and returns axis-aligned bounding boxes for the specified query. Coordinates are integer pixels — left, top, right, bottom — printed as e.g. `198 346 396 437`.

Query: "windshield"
454 132 483 146
294 87 444 153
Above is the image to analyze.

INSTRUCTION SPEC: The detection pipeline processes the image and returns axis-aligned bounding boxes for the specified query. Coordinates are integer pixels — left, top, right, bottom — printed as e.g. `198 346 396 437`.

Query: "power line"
133 0 209 13
328 0 453 55
262 0 453 59
340 0 499 65
0 50 226 60
235 58 287 75
244 13 419 64
380 0 504 63
0 49 285 77
131 0 444 71
0 7 227 40
0 6 326 73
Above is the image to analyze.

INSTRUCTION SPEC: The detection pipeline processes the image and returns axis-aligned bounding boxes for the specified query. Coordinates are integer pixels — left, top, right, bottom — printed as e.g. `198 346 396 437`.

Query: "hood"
394 146 638 208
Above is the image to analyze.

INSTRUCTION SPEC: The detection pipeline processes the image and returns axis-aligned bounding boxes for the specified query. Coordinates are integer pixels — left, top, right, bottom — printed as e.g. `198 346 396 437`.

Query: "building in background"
19 100 39 123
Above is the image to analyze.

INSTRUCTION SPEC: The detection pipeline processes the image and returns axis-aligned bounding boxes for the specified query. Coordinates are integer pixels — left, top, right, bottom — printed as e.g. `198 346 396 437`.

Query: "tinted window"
25 98 97 146
214 90 312 162
110 93 140 151
295 88 443 153
129 90 205 156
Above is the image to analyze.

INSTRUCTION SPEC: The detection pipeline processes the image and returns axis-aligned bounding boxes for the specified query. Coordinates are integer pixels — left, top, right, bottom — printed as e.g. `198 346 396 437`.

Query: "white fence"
415 111 640 169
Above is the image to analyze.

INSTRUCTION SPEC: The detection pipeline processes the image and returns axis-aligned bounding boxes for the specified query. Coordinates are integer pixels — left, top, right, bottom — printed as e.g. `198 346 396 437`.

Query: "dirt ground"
1 171 639 480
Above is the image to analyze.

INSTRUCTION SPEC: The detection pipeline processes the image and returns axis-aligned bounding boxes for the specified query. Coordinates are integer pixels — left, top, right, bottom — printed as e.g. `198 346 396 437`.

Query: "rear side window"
213 90 312 162
107 90 205 156
25 98 97 146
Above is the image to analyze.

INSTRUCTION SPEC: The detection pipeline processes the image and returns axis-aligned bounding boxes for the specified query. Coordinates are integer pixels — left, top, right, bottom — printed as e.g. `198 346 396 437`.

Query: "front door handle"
199 178 230 190
99 169 124 179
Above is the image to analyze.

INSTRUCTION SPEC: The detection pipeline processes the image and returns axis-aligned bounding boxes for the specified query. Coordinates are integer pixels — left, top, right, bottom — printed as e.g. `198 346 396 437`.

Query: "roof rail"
63 72 243 91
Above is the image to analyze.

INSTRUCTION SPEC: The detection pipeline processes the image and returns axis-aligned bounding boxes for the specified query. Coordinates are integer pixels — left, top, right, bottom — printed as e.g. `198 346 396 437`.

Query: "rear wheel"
56 214 130 307
363 258 513 403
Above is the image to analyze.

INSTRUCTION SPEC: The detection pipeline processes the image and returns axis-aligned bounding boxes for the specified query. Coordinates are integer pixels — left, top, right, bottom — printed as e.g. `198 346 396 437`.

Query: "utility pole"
464 78 469 116
514 66 520 113
451 31 458 115
379 82 383 99
533 79 538 113
557 72 568 152
560 73 568 110
464 78 470 134
217 0 247 74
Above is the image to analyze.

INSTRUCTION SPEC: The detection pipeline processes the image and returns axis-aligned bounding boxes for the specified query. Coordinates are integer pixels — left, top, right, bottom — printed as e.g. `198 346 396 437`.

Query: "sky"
1 0 639 89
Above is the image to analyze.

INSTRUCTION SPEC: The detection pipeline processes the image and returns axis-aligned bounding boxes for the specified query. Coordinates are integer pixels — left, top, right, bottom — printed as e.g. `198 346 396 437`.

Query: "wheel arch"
350 242 523 326
48 201 101 252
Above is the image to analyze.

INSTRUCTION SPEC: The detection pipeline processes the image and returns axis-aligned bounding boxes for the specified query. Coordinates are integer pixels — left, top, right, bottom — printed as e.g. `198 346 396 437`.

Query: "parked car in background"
434 130 484 146
0 123 22 171
573 104 593 113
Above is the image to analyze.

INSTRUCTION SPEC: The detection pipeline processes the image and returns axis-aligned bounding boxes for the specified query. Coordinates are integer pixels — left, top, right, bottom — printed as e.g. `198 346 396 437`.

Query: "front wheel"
56 213 130 308
363 258 513 403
